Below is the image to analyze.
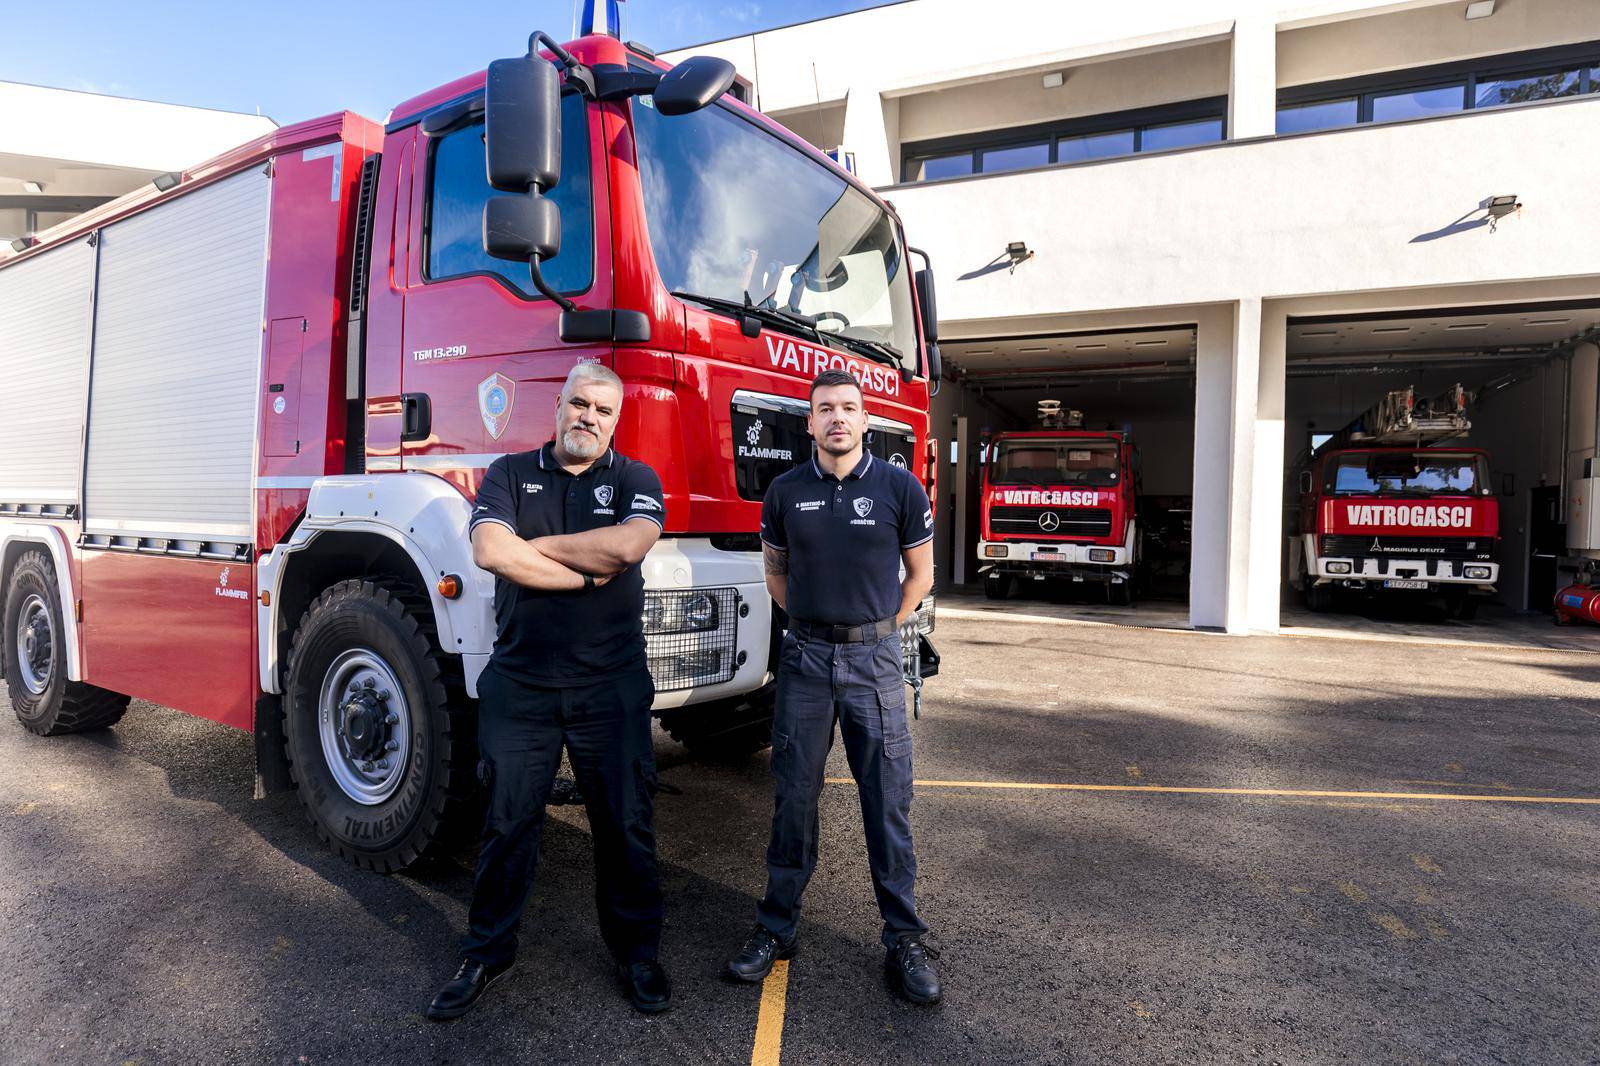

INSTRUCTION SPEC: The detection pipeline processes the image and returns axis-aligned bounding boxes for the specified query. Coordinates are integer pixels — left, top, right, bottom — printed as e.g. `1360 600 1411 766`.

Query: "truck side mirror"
483 52 574 311
484 196 560 261
925 341 942 397
915 268 939 342
1299 470 1313 495
653 56 737 115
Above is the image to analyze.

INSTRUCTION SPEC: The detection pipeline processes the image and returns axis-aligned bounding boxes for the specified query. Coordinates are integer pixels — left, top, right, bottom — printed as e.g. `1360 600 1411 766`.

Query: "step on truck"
977 405 1140 604
1289 384 1498 618
0 25 941 871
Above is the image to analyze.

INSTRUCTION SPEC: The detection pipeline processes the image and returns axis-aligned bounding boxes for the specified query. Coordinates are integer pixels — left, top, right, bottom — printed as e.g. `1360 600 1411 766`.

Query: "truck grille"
1320 535 1492 561
992 506 1112 538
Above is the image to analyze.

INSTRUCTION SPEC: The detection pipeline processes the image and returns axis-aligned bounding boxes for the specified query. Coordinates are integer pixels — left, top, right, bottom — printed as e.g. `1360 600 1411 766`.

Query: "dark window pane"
1059 129 1134 162
979 141 1049 174
1475 69 1581 108
427 94 593 297
1276 98 1358 133
917 153 974 181
1140 118 1224 151
1589 67 1599 93
1370 84 1466 122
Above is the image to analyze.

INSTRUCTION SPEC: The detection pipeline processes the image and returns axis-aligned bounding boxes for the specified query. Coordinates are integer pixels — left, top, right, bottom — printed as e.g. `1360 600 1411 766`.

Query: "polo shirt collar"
811 449 873 482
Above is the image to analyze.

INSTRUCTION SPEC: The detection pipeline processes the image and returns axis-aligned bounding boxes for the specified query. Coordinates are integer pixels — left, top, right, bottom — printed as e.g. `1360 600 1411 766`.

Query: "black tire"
1445 590 1480 621
282 578 477 872
3 550 129 736
659 681 776 763
984 572 1012 600
1302 578 1334 613
1107 580 1134 607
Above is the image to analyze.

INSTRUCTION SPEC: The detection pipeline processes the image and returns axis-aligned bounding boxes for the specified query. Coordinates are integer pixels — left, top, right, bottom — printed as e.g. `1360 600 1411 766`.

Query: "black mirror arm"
593 66 664 101
528 31 597 98
527 258 577 314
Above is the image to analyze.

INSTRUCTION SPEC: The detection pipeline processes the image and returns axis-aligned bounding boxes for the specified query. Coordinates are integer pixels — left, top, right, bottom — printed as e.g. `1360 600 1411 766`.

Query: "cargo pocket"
877 687 913 760
770 729 792 781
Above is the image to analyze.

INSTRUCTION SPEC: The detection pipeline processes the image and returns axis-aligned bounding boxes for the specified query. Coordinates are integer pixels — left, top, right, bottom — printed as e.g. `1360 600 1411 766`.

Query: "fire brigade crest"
854 497 874 518
594 485 614 507
478 373 516 441
746 420 763 446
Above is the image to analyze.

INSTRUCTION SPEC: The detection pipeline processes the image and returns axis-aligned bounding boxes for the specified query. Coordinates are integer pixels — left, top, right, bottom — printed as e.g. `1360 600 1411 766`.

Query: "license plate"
1384 579 1428 589
1029 552 1061 561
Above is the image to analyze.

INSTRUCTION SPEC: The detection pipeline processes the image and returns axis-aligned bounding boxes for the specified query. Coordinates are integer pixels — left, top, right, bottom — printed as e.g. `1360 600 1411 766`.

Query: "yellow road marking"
1411 854 1443 875
1337 881 1369 903
1129 999 1153 1020
825 778 1600 805
750 959 791 1066
1125 765 1143 780
1422 917 1451 940
1371 912 1419 940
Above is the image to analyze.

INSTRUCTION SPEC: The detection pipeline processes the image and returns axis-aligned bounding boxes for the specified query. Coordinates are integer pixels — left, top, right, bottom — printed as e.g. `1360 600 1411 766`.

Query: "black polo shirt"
760 450 933 627
470 443 665 685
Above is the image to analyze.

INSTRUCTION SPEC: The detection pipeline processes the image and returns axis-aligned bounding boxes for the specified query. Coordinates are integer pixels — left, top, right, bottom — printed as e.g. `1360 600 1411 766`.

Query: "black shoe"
426 957 514 1021
617 959 673 1014
724 924 798 983
885 936 942 1005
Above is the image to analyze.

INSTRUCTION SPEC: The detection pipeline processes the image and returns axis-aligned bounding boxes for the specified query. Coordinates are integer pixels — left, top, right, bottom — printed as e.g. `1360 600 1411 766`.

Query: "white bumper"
1310 555 1499 587
978 539 1129 566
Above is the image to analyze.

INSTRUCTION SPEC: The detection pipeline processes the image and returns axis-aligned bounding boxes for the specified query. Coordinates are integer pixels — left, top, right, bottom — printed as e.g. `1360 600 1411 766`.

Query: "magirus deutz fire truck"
976 403 1140 604
0 26 941 871
1289 384 1498 618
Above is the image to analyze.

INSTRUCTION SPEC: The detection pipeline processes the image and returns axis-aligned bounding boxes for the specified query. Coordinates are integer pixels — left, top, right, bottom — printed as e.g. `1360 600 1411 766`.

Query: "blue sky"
6 1 903 126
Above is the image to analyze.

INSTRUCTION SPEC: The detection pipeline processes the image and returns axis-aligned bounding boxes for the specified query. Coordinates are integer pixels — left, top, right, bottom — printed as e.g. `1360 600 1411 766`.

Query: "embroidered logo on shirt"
853 497 874 518
594 485 614 507
796 500 824 512
632 493 662 512
923 508 933 529
523 483 543 494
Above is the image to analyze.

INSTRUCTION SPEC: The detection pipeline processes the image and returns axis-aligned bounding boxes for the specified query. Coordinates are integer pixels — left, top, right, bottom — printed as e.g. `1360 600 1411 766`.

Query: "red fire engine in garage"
977 404 1140 604
0 28 941 871
1289 384 1498 618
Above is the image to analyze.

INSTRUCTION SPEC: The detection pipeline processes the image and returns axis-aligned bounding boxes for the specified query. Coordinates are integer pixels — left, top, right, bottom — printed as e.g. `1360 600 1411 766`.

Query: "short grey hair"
561 361 624 401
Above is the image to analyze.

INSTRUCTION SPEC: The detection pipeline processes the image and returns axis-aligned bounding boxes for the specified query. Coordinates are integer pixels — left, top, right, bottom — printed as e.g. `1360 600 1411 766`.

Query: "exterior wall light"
1484 194 1520 218
1006 241 1034 272
1042 71 1065 89
22 180 43 193
152 172 182 191
1465 1 1496 19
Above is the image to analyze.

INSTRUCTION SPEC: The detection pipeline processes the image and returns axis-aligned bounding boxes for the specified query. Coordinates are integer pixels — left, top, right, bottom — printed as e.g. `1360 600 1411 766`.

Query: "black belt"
790 617 898 644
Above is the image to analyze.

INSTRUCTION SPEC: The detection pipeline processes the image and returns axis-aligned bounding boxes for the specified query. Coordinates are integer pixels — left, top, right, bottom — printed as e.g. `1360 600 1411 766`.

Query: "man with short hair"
428 362 671 1020
725 368 942 1004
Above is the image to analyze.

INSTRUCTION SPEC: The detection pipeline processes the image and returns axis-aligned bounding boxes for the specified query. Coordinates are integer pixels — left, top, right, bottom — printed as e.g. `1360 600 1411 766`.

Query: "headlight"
1464 565 1492 580
915 594 936 635
1326 561 1352 574
643 588 739 692
642 590 720 634
1087 548 1115 562
984 545 1008 558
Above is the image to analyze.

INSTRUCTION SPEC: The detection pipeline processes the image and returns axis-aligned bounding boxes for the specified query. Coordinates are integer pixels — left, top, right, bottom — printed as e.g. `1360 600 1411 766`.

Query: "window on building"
979 141 1050 174
1058 129 1135 163
1276 97 1358 134
916 152 975 182
1370 83 1466 123
1277 41 1599 135
426 94 593 298
1140 118 1224 151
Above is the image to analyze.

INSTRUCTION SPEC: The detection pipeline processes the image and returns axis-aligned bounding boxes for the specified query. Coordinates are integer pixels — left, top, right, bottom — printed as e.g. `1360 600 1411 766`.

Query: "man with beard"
427 362 670 1020
725 368 942 1004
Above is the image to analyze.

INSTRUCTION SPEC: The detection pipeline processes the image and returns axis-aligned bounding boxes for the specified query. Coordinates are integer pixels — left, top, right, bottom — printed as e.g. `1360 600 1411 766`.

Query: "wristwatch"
583 573 596 590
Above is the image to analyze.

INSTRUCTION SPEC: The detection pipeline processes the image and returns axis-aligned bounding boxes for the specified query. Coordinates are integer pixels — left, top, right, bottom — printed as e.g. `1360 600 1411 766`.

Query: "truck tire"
3 550 130 736
1302 577 1334 613
282 578 477 872
1444 589 1480 621
984 572 1012 600
1107 580 1134 607
659 681 775 763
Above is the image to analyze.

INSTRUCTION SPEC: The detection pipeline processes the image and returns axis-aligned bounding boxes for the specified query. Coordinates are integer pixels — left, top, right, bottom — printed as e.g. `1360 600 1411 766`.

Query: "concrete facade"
665 0 1600 633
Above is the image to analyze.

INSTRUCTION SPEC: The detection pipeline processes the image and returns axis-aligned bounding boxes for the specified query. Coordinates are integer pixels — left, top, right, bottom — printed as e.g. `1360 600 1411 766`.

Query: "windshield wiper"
671 290 822 344
831 335 910 379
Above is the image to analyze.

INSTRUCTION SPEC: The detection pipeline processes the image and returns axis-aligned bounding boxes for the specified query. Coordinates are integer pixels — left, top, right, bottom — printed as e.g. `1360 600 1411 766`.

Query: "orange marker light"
437 574 462 599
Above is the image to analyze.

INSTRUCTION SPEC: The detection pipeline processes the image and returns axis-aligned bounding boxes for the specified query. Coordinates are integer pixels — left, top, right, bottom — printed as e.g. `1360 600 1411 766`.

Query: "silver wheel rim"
15 594 55 696
317 648 411 806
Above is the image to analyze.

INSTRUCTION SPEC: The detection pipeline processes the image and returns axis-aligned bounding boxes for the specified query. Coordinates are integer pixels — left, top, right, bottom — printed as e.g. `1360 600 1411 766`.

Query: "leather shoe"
618 959 673 1013
885 936 942 1005
724 924 799 983
426 957 513 1021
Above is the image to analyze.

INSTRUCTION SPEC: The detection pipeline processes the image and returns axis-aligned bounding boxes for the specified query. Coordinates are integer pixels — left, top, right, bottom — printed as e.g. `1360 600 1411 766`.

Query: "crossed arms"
472 520 661 591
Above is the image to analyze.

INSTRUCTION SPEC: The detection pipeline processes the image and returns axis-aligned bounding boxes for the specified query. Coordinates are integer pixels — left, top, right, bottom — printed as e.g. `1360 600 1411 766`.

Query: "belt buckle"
830 625 850 643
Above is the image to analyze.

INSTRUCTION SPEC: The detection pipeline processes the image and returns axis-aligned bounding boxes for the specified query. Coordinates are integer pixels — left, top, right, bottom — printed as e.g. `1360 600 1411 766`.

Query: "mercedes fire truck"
1289 384 1498 618
976 406 1140 604
0 28 941 870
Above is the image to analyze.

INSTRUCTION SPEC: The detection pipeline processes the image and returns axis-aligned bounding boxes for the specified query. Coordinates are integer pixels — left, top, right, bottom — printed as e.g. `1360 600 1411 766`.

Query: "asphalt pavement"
3 611 1599 1065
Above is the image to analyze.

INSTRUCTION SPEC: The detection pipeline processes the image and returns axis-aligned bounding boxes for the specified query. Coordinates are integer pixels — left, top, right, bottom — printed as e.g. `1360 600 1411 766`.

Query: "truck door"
396 91 611 496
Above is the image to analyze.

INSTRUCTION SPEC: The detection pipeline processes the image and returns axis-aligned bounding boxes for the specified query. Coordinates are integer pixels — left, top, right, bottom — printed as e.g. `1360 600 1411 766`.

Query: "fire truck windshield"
1327 452 1487 496
631 92 918 373
992 439 1120 487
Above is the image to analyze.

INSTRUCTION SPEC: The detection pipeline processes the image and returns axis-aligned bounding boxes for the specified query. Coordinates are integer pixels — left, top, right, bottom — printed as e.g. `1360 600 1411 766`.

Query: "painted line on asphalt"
824 778 1600 805
750 959 790 1066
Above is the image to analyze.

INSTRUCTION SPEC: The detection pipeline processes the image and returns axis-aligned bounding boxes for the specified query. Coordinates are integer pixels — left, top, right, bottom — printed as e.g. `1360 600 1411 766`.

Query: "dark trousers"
757 630 928 948
461 663 662 968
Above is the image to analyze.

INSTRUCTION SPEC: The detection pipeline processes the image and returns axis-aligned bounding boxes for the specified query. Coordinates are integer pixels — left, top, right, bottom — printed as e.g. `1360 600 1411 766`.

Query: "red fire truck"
1289 384 1498 618
0 28 940 870
976 407 1140 604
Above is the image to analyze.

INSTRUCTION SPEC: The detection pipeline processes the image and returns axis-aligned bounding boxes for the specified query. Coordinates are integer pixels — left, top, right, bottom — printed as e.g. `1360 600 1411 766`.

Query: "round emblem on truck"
1038 512 1060 532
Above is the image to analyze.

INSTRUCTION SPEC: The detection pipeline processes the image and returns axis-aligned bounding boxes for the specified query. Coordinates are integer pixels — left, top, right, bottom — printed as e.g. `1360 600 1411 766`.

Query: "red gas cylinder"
1553 584 1600 626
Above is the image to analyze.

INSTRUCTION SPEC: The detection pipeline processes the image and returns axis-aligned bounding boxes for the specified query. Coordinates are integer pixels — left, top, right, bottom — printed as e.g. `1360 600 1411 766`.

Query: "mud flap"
252 693 294 799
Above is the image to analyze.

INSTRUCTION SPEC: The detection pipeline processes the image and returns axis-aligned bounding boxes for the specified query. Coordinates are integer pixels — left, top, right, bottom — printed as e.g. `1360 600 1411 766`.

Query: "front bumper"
1309 556 1498 589
978 539 1129 582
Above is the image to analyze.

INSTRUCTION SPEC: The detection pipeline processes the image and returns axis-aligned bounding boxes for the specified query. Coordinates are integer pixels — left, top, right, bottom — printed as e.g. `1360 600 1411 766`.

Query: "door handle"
401 392 432 443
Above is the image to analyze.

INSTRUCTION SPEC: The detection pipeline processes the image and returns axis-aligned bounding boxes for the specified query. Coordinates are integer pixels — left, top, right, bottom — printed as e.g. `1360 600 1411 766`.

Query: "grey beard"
563 428 601 458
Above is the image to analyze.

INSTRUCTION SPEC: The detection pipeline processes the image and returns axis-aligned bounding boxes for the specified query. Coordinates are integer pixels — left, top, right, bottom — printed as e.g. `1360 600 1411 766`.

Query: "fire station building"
665 0 1600 634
